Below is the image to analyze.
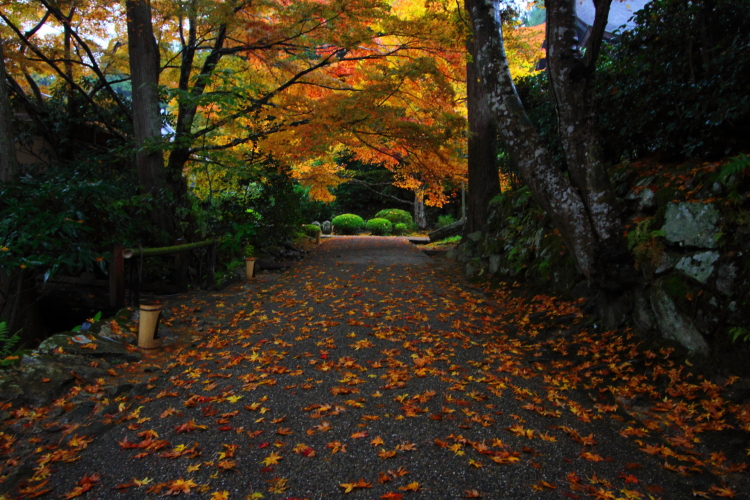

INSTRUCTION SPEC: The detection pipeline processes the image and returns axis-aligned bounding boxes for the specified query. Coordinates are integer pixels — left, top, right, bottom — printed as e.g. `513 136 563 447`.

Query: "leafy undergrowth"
423 235 461 249
0 237 748 499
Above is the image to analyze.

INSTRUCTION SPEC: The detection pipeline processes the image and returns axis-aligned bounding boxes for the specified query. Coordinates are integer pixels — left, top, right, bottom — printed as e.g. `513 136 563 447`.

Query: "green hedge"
393 223 408 235
366 218 392 235
331 214 365 235
374 209 413 227
302 224 321 238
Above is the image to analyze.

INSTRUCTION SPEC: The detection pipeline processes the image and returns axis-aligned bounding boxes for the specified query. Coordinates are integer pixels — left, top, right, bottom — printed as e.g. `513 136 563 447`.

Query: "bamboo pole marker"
138 303 163 349
245 257 257 280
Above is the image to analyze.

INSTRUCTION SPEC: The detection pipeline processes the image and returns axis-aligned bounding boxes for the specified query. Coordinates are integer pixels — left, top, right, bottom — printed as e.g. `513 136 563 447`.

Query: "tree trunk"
414 190 427 229
465 23 500 235
465 0 636 294
0 42 18 183
0 42 45 345
126 0 174 238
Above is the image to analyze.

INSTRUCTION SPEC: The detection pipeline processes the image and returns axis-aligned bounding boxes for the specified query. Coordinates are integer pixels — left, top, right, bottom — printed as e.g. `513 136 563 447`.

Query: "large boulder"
662 202 721 249
321 221 332 235
37 333 142 362
649 279 710 356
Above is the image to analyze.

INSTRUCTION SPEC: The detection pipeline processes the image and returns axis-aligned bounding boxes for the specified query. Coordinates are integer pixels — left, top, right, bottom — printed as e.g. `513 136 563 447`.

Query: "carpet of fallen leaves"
1 236 749 499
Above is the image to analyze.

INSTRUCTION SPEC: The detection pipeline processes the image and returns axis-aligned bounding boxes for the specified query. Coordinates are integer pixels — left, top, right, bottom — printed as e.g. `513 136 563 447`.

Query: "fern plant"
0 321 20 358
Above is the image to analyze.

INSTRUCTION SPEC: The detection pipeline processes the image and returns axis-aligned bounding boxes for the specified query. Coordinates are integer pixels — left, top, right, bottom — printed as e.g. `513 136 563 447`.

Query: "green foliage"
208 163 306 268
332 156 414 219
717 154 750 188
0 164 153 280
435 214 456 229
729 326 750 343
331 214 365 235
366 218 393 235
514 73 563 166
626 217 665 271
302 224 321 238
0 321 20 360
392 223 409 236
373 209 414 228
597 0 750 160
515 0 750 163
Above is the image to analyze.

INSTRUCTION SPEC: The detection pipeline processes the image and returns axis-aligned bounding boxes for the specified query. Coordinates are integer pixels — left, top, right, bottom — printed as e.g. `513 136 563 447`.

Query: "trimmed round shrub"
374 209 413 228
366 218 392 235
392 223 408 235
331 214 365 235
302 224 321 238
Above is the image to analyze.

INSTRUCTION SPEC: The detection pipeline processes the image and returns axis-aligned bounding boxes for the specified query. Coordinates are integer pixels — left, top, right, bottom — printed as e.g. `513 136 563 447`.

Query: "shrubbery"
514 0 750 163
302 224 321 238
435 214 456 229
331 214 365 235
392 223 408 235
374 209 413 228
366 218 392 235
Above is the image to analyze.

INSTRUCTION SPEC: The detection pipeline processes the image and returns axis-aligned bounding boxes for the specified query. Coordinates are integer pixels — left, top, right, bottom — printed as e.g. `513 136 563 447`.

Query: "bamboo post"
138 302 162 349
109 243 125 308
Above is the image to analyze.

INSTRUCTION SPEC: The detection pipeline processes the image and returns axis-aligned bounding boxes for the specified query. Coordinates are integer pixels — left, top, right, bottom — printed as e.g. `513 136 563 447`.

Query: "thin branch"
38 0 132 120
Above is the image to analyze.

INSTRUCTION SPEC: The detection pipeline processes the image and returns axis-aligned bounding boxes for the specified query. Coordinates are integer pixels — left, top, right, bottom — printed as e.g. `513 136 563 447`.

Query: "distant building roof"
575 0 650 34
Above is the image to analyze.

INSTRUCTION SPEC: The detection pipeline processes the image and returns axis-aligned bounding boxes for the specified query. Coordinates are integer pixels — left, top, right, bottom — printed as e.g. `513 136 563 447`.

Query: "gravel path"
4 236 741 499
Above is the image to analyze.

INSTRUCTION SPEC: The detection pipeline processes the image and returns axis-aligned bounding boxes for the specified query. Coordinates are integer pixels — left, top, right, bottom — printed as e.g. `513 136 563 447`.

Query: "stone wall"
449 160 750 368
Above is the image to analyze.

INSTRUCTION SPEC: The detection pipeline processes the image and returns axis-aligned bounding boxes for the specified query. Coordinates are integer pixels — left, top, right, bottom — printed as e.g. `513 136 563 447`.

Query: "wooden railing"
111 239 217 308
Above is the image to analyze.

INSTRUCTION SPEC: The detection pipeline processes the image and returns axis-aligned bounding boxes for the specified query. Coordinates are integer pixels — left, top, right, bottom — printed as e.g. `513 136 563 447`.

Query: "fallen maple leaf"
339 478 372 493
210 491 230 500
163 478 198 496
464 490 482 498
62 473 100 499
381 493 404 500
398 482 420 492
175 420 207 433
261 452 282 465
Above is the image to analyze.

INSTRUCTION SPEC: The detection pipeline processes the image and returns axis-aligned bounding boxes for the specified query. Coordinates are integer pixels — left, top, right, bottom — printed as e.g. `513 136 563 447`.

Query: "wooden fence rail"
110 239 217 308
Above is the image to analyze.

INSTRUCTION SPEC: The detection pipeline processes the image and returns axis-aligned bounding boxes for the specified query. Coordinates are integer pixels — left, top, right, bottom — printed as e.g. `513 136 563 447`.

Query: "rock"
637 188 657 211
716 263 738 296
649 279 710 356
662 202 721 248
13 355 75 406
488 254 501 274
632 289 655 331
654 253 675 275
675 251 720 284
37 333 141 362
596 289 633 329
467 231 483 243
445 248 459 260
321 221 332 235
311 221 321 227
465 262 478 278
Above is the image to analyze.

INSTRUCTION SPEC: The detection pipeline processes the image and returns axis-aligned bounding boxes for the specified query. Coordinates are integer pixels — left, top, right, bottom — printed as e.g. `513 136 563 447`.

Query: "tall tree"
126 0 173 236
0 41 18 183
466 0 636 305
465 19 500 234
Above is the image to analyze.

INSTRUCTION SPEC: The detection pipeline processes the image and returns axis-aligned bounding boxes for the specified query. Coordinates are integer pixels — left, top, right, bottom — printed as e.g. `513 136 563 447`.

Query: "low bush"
366 218 392 235
302 224 321 238
331 214 365 235
374 209 413 228
435 214 456 229
393 223 408 235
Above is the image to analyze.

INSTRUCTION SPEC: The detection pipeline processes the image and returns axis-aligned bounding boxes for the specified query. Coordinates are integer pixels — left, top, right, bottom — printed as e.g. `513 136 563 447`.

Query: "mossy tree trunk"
465 0 637 297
